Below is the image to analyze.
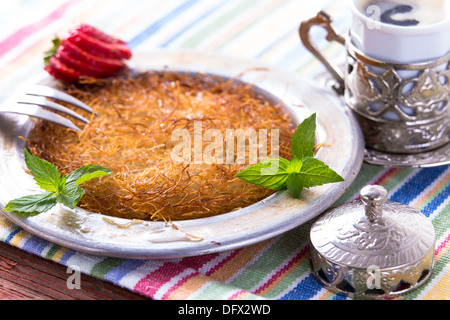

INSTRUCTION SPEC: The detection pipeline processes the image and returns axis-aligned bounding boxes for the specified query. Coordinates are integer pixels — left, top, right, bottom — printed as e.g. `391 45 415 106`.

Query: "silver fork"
0 85 93 132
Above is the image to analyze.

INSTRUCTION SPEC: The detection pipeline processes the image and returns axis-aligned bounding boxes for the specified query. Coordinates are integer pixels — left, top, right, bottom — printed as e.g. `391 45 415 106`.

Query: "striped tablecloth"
0 0 448 300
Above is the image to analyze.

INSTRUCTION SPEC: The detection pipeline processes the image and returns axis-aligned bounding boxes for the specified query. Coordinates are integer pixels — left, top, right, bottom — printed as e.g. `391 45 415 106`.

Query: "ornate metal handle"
299 11 346 94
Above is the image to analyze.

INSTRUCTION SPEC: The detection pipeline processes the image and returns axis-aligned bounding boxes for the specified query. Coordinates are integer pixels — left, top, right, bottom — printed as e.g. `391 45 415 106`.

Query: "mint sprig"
236 113 344 199
3 149 112 217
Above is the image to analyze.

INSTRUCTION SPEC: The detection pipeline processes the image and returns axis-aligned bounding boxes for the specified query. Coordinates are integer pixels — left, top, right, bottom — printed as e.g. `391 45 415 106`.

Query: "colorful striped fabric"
0 0 449 300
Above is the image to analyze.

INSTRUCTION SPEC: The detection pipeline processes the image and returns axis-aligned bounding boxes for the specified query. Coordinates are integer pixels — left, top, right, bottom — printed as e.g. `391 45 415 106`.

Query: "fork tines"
1 85 93 132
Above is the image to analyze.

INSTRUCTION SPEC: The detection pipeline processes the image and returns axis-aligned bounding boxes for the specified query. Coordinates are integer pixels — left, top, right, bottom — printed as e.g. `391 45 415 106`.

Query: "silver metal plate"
0 50 364 259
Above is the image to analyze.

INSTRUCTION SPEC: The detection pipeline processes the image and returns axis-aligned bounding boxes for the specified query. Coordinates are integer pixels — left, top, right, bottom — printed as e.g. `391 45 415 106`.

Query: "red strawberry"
43 24 132 83
77 24 127 45
59 42 126 72
45 56 83 83
66 29 132 60
55 50 116 78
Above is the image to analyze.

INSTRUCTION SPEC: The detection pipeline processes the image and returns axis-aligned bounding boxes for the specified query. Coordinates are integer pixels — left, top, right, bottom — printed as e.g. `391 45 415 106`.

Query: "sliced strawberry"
46 56 83 83
66 30 132 60
59 41 126 72
56 50 116 78
77 24 127 45
43 24 132 83
44 64 60 81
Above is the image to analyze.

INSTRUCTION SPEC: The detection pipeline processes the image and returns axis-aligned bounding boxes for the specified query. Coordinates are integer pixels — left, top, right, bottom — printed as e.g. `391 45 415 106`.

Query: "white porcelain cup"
350 0 450 63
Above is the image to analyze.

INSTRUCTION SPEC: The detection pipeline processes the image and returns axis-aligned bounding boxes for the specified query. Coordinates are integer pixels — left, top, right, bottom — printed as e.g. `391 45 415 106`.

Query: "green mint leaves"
236 113 344 199
3 149 112 217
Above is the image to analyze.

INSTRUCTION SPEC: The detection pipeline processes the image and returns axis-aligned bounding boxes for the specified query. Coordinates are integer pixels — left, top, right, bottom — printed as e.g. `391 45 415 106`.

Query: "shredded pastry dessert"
28 71 294 221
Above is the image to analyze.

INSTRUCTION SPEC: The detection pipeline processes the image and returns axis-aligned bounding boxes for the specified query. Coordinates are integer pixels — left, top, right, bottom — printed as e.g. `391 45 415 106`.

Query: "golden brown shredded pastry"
28 71 294 221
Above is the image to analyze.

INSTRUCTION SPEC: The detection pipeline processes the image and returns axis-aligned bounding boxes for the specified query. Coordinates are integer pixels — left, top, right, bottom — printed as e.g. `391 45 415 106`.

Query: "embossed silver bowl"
344 45 450 155
310 185 436 298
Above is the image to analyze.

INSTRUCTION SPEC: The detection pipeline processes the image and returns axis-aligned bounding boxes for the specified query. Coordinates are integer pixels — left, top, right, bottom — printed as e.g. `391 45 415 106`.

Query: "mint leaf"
236 113 344 199
236 157 291 190
3 149 112 217
291 113 316 160
61 165 111 208
66 164 112 185
298 157 345 188
24 149 61 192
287 156 302 174
286 173 304 199
56 182 84 209
3 192 57 217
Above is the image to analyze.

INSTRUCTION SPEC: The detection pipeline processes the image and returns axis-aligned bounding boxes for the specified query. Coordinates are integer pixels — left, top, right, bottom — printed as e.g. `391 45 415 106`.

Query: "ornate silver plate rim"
316 74 450 168
0 50 364 259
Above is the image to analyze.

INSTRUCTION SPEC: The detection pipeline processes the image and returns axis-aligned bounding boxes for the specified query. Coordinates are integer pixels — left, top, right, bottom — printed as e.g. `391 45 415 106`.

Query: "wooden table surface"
0 241 148 300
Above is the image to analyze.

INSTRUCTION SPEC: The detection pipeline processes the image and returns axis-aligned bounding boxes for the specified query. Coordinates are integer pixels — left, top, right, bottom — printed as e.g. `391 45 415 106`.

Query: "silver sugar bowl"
309 185 436 298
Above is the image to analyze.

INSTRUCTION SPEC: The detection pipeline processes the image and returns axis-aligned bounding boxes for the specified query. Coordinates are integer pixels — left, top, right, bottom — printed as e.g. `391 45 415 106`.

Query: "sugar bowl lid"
309 185 436 298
